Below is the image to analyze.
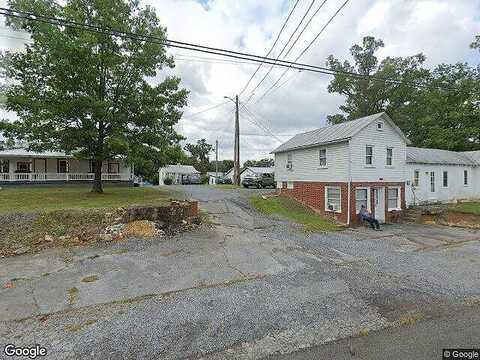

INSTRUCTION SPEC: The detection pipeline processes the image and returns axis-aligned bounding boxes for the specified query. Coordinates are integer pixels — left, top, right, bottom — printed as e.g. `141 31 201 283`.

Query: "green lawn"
250 195 340 232
0 186 173 214
448 202 480 216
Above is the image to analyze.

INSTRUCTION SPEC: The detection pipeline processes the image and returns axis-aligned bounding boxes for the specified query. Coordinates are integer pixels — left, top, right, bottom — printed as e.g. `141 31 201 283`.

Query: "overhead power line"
255 0 350 104
0 7 456 93
243 0 318 103
238 0 301 97
181 101 229 120
283 0 328 59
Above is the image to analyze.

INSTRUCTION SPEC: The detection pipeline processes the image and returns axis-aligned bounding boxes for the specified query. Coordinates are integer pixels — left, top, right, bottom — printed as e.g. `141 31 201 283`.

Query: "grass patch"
0 209 108 256
448 202 480 216
81 275 99 283
0 186 171 214
250 196 339 232
67 287 79 305
65 319 97 332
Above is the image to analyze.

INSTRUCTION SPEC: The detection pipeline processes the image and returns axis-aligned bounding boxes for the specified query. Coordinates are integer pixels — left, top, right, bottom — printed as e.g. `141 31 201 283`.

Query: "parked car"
242 173 275 188
182 174 202 185
217 176 232 184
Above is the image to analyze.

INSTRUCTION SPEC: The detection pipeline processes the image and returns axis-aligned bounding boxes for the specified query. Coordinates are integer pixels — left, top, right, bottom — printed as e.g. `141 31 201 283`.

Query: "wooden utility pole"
215 139 219 180
233 95 240 186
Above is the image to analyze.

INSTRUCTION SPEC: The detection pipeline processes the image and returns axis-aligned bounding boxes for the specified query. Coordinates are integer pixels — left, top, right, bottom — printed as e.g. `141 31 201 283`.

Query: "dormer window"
377 122 383 131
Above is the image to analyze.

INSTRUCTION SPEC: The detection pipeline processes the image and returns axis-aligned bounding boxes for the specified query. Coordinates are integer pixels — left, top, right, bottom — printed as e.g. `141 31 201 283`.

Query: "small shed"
159 164 200 185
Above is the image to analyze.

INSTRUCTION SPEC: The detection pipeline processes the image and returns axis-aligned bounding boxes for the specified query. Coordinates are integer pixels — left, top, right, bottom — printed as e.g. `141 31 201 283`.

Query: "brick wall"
280 181 405 226
280 181 349 223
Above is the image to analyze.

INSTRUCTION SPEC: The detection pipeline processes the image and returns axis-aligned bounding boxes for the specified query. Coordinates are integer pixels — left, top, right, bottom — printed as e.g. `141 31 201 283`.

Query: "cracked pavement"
0 185 479 359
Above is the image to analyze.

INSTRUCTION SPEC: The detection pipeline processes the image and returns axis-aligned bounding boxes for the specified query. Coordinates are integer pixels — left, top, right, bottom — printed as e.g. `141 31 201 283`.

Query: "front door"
374 187 386 223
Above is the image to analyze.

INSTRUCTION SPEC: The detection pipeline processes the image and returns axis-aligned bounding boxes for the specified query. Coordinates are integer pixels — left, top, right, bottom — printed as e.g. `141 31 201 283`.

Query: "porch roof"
0 149 73 159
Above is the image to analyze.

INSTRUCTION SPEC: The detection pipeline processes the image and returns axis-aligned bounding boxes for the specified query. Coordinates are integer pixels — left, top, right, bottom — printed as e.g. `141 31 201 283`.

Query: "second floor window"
464 170 469 185
386 148 393 166
366 146 373 165
287 153 293 170
319 149 327 167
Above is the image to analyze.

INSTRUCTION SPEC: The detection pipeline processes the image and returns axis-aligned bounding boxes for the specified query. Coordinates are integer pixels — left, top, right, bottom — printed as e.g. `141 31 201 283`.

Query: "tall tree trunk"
92 159 103 193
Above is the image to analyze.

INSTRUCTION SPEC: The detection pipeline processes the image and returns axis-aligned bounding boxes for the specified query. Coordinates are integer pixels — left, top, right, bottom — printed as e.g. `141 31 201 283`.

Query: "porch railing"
0 173 131 182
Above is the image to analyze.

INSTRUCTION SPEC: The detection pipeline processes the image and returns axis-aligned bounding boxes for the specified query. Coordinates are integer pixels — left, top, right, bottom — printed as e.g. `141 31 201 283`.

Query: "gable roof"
244 166 274 174
162 164 199 174
407 147 479 166
271 112 409 154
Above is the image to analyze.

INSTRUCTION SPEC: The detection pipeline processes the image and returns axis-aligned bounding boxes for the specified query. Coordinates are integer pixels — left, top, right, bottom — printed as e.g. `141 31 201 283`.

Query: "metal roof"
245 166 274 174
407 147 478 166
463 151 480 165
161 164 199 174
271 113 407 154
0 148 73 158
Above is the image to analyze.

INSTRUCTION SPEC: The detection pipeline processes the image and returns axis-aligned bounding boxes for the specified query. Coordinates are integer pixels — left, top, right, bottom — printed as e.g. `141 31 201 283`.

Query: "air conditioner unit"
327 203 338 212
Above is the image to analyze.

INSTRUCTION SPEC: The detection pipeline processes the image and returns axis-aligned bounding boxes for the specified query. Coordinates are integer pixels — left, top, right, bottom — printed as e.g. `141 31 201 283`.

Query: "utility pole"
224 95 241 186
215 139 218 181
234 95 240 186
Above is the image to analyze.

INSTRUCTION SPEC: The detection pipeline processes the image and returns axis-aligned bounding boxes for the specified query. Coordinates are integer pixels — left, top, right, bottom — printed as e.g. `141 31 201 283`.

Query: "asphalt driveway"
0 185 479 359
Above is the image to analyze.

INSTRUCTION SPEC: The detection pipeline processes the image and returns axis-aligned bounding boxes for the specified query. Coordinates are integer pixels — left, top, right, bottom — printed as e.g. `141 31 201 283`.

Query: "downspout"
347 140 351 226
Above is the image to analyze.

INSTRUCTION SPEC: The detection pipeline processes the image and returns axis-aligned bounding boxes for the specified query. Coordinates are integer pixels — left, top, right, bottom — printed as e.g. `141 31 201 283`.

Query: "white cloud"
0 0 478 163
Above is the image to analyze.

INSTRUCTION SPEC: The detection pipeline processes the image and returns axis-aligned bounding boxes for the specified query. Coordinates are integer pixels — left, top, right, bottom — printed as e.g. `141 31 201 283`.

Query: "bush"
163 177 173 185
200 175 209 184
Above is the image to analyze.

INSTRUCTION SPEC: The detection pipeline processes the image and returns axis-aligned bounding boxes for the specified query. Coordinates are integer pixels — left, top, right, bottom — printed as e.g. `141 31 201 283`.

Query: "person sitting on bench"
359 205 380 230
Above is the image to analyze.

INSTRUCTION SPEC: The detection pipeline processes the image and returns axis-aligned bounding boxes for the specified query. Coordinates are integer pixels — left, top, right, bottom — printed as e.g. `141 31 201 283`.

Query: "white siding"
349 118 407 182
274 141 349 182
405 164 479 205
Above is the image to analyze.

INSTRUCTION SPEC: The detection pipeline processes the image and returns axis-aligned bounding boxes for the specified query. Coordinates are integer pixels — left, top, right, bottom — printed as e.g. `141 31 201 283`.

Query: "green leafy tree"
0 0 188 192
326 36 428 125
326 36 480 150
184 138 213 174
243 158 274 168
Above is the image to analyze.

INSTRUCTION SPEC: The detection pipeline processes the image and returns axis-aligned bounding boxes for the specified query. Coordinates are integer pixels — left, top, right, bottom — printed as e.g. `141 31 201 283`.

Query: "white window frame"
286 153 293 170
319 148 327 168
365 145 374 166
464 169 469 186
355 187 371 214
386 148 393 166
387 187 401 211
430 171 435 193
287 181 294 189
413 170 420 187
325 186 342 213
442 171 448 188
376 121 384 131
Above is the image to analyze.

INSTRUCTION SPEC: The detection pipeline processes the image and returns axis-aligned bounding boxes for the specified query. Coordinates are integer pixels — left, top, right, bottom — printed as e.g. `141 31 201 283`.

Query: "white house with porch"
0 149 133 184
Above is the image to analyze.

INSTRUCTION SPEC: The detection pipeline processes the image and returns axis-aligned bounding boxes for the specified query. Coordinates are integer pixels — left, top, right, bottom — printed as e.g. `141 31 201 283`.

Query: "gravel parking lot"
0 185 479 359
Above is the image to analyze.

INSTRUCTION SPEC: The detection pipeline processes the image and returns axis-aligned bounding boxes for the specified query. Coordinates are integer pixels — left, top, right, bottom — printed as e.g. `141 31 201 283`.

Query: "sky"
0 0 479 163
